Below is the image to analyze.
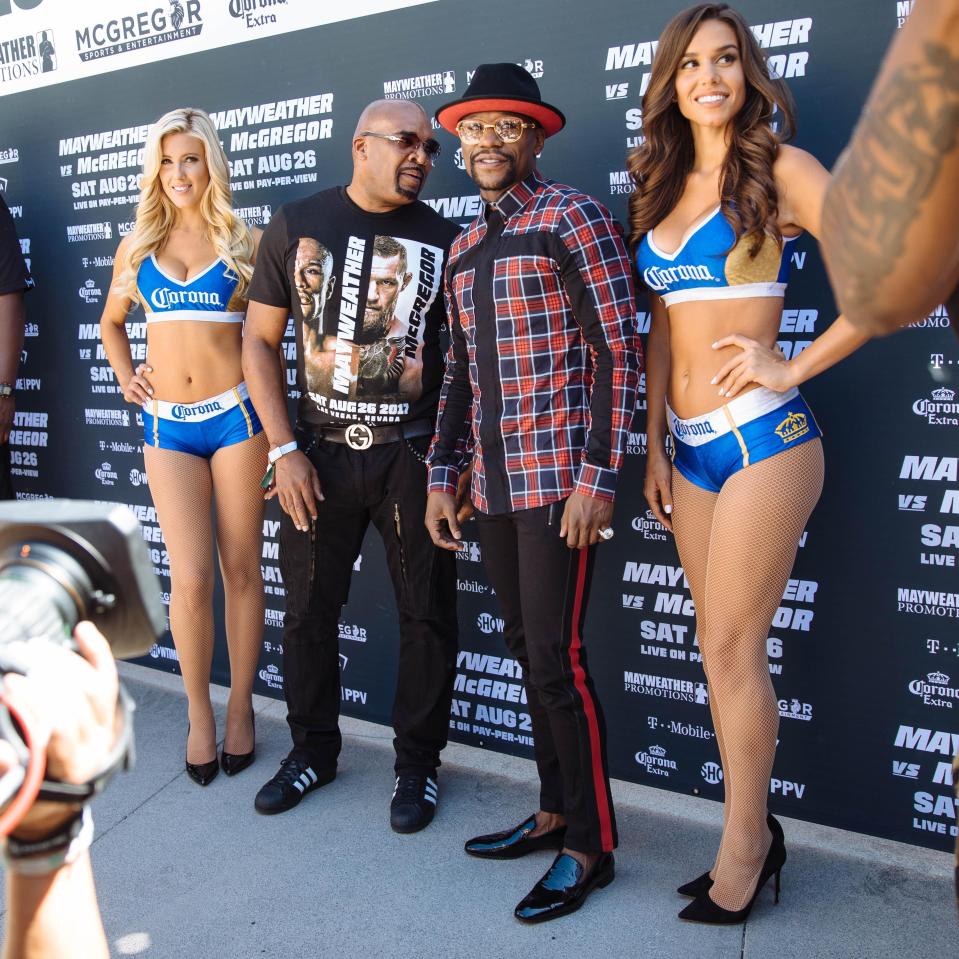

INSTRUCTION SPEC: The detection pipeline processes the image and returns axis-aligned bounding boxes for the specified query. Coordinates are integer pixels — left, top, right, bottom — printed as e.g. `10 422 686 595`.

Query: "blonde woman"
101 108 267 786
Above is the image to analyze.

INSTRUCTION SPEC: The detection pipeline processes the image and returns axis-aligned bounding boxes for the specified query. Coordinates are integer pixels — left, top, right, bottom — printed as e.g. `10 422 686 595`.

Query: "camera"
0 500 165 662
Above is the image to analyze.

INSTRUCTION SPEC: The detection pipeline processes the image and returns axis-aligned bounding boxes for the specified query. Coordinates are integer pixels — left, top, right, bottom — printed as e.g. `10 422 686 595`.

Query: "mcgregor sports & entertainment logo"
75 1 203 62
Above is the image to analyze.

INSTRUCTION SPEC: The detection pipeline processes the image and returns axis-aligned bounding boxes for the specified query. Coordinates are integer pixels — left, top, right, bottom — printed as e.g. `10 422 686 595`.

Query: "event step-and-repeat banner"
1 0 955 852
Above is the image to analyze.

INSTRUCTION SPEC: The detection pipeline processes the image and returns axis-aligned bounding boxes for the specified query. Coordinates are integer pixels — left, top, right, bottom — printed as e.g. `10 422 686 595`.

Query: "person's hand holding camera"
0 622 120 840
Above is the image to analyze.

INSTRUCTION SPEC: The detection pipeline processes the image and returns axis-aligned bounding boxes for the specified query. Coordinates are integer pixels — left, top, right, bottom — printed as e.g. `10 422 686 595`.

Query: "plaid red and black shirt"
427 171 641 515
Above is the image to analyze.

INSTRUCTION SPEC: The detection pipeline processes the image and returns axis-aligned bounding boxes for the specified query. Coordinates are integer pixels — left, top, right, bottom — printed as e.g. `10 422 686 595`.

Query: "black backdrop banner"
1 0 956 852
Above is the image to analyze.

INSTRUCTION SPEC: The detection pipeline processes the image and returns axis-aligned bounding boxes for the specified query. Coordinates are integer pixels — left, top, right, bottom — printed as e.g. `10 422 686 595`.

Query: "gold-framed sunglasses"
359 131 442 160
455 117 538 144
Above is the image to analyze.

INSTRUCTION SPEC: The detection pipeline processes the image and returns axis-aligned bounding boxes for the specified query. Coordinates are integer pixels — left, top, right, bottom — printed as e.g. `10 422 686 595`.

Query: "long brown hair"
626 3 796 257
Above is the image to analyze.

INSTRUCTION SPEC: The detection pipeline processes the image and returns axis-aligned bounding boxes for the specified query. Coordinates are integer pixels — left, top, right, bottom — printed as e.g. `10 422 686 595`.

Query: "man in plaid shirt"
426 64 641 924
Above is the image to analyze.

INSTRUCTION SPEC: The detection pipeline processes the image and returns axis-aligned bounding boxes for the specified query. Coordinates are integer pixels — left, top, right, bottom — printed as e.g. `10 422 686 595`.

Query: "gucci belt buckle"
345 423 374 450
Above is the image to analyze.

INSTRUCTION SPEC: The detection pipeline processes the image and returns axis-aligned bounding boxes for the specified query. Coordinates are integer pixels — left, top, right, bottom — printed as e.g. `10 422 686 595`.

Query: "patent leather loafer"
514 852 615 923
465 815 566 859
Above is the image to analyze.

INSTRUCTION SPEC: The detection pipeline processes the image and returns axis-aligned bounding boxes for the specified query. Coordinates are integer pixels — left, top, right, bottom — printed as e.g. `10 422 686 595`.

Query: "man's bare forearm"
822 3 959 332
0 292 24 384
242 335 294 447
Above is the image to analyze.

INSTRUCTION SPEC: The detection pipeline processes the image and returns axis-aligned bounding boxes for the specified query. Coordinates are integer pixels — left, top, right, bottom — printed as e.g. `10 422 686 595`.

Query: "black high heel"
677 813 783 898
678 827 786 924
221 710 255 776
185 723 219 786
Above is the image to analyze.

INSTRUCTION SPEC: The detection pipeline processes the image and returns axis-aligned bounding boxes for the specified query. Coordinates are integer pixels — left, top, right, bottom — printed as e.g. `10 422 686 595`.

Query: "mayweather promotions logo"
75 1 203 62
383 70 455 100
0 28 57 84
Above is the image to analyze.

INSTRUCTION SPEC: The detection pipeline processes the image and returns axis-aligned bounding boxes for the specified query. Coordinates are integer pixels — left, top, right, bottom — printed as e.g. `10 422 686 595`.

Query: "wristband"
4 806 93 876
267 440 298 464
0 384 13 398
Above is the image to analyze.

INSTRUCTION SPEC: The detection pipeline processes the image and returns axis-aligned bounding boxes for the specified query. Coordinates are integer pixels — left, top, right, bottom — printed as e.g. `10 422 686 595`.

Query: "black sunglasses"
360 131 442 160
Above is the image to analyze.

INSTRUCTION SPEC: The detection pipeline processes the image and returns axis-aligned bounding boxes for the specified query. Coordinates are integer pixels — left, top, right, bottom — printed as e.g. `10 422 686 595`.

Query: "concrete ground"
3 664 952 959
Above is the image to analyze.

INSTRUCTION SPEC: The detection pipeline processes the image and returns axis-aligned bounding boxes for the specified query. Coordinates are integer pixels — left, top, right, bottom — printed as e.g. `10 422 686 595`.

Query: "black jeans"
279 430 458 776
475 503 618 854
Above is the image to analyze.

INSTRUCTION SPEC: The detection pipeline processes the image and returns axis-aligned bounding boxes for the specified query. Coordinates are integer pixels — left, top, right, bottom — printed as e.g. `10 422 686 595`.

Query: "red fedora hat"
436 62 565 137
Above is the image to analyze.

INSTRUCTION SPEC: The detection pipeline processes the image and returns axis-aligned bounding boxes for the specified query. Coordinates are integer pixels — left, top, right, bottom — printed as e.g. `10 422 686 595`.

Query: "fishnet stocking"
672 440 824 910
144 432 268 763
671 473 728 879
211 431 268 754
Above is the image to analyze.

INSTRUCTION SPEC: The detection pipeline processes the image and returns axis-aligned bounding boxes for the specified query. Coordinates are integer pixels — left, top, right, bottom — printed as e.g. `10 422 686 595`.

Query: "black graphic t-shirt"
249 187 460 427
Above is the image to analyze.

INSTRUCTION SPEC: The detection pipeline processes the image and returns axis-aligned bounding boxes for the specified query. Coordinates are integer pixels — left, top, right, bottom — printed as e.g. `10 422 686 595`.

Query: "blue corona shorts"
668 386 822 493
141 381 262 458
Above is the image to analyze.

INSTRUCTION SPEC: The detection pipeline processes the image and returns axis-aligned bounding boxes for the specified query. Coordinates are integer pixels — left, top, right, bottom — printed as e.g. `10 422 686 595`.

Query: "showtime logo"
476 612 504 635
149 643 178 661
701 761 723 785
128 467 148 487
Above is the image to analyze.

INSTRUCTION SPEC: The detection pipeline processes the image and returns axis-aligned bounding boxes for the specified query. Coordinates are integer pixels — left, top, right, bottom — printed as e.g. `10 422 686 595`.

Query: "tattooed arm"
821 0 959 335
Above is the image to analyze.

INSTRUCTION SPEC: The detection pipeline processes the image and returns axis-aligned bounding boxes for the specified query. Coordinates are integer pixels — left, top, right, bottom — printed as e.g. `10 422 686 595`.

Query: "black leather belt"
312 419 434 451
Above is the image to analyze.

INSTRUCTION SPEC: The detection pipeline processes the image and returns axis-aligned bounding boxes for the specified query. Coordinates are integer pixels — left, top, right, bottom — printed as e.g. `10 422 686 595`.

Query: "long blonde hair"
114 107 254 299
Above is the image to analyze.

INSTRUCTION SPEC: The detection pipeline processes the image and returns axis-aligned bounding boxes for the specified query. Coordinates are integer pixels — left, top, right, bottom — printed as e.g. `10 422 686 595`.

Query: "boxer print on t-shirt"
249 188 459 427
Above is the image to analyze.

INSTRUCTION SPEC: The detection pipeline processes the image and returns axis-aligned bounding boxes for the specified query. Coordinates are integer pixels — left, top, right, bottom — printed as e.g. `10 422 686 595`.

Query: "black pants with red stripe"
475 502 618 854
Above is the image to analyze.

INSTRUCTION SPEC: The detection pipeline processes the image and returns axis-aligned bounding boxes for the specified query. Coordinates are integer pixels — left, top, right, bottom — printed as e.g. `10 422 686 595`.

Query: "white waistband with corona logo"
145 308 244 325
146 382 250 422
660 281 786 308
667 386 799 447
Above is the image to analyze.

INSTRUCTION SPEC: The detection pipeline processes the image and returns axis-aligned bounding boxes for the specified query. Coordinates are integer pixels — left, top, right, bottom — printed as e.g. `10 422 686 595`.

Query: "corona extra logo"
775 410 809 443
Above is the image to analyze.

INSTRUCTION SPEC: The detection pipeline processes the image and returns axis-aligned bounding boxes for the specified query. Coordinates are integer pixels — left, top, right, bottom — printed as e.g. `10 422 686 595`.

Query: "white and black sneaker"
254 756 335 815
390 773 438 834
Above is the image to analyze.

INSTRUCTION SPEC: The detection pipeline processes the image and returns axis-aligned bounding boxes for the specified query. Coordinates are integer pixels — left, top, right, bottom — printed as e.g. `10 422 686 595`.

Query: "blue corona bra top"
137 254 244 324
636 206 799 307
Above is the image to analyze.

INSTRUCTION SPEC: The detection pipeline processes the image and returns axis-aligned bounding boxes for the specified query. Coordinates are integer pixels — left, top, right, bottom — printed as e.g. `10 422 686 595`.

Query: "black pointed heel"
185 723 219 786
678 825 786 924
221 710 256 776
677 813 783 898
